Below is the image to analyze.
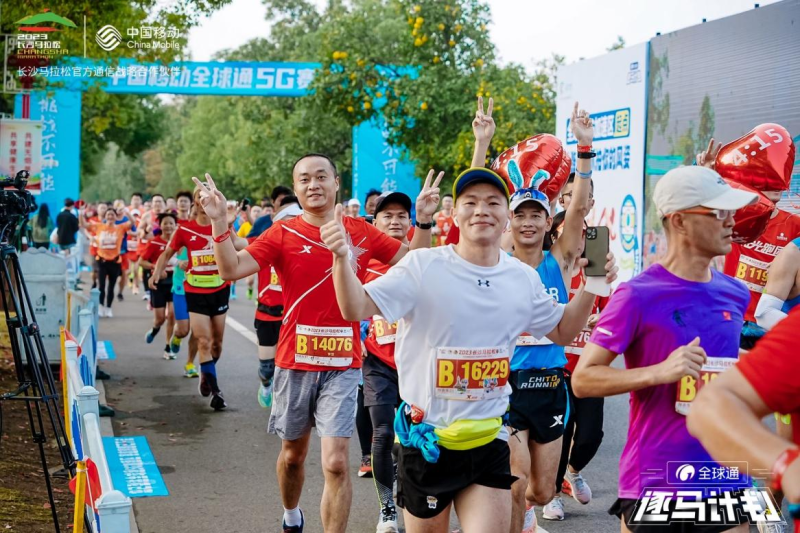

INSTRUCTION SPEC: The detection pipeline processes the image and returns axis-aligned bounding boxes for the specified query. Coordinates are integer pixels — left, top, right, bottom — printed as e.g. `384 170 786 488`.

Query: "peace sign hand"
320 204 350 259
472 96 495 145
570 102 594 146
191 173 228 222
415 169 445 222
696 138 721 170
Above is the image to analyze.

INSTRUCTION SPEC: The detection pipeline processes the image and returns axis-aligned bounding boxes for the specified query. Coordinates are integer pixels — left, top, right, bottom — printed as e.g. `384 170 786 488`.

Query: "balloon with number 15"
715 123 795 192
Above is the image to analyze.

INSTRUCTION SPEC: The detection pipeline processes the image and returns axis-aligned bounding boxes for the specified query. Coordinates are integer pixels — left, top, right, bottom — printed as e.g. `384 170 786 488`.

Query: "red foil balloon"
554 151 573 190
490 134 568 201
715 123 795 192
724 179 774 244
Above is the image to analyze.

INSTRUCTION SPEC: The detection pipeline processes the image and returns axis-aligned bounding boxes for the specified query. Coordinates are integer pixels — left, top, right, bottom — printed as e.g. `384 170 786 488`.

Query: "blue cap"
452 167 511 201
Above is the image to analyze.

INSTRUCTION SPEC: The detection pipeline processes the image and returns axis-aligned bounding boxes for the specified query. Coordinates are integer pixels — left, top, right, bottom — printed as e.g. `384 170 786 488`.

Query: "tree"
607 35 625 52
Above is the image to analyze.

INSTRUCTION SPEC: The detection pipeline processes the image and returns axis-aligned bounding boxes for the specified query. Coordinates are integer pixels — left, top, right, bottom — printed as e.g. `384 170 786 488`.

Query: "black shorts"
507 368 570 444
396 438 516 519
254 318 282 347
362 353 400 408
609 492 749 533
150 282 174 309
185 285 230 317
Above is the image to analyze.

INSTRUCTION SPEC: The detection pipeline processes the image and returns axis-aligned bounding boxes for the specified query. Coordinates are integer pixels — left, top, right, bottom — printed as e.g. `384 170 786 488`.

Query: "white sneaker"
565 470 592 504
542 496 565 521
106 308 113 318
98 306 107 318
522 505 538 532
376 506 399 533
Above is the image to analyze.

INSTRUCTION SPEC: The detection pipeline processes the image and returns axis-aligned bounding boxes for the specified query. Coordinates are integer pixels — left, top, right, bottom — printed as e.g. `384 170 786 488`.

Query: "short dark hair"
365 189 381 203
271 185 293 202
292 153 338 178
176 190 193 202
443 193 453 199
64 198 74 207
131 192 143 199
279 195 299 207
151 193 165 201
157 212 177 225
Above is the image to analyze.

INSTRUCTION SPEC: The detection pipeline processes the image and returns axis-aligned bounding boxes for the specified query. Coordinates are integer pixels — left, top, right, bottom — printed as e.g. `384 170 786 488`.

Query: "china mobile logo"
96 25 122 51
629 488 785 526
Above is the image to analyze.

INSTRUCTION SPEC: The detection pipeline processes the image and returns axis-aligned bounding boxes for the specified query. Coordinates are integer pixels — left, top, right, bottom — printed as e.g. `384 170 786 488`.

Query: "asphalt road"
98 280 790 533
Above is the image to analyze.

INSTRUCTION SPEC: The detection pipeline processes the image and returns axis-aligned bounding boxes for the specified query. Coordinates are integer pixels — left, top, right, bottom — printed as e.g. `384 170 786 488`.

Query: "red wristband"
770 447 800 493
577 145 593 153
213 229 231 243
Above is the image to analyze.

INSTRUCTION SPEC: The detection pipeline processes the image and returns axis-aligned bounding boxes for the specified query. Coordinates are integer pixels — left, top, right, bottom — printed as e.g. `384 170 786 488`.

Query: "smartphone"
584 226 609 277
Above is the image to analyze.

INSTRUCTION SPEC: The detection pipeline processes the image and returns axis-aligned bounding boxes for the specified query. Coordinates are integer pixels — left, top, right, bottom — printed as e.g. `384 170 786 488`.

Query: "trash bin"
19 247 67 362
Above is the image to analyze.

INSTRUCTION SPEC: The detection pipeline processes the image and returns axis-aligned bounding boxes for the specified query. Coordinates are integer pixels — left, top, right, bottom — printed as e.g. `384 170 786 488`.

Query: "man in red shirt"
688 307 800 531
193 154 442 533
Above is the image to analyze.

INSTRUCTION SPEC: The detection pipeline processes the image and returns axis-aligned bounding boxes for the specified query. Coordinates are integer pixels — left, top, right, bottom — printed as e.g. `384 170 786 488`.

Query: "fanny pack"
257 303 284 317
513 368 563 390
186 272 224 289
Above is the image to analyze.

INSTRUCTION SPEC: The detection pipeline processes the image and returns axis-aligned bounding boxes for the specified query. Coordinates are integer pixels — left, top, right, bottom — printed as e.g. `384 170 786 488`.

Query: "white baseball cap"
653 166 757 218
348 198 361 206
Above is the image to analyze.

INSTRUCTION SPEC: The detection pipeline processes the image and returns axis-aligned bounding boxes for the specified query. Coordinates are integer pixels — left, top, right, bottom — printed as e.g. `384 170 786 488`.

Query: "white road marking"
225 315 259 345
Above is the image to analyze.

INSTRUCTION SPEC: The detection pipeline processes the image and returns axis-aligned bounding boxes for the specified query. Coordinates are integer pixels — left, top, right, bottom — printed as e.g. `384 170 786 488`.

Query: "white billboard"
555 42 648 284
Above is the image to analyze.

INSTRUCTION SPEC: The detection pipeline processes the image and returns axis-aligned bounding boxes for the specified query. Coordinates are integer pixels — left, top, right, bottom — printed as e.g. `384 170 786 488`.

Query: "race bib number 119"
675 357 737 415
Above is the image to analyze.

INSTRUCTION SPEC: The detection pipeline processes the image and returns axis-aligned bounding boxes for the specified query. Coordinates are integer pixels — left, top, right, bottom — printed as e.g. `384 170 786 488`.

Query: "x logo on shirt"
300 245 312 254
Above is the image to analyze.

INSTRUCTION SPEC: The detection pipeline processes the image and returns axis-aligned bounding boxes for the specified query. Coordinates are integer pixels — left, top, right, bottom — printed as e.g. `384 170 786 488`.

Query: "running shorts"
185 285 230 317
150 281 174 309
507 368 570 444
172 293 189 321
396 438 516 519
254 318 282 347
268 367 359 441
121 253 130 271
609 490 749 532
362 353 400 408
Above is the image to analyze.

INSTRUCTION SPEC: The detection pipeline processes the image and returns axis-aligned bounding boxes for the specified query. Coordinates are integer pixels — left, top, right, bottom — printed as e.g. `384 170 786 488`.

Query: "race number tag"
99 231 117 250
268 267 282 292
734 255 769 292
295 325 354 367
565 328 592 355
190 248 218 273
371 316 398 345
516 333 554 346
675 357 737 415
435 346 510 401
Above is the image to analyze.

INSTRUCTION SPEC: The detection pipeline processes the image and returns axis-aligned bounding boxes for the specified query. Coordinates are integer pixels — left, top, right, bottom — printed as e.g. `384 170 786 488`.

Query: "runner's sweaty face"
104 209 117 224
130 195 142 209
454 182 508 245
177 196 191 214
442 195 453 212
152 196 165 214
511 204 551 249
374 205 410 241
670 209 736 257
293 156 339 213
160 216 177 239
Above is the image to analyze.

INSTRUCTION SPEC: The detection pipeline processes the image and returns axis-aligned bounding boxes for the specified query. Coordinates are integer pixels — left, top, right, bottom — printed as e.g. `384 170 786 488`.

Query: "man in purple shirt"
572 166 757 533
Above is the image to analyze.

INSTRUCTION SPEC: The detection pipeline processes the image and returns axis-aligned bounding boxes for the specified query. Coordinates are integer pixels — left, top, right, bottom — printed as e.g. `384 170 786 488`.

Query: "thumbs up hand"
321 204 350 259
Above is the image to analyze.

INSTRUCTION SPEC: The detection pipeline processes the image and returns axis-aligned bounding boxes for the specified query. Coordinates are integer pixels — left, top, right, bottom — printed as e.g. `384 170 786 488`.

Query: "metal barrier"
63 313 131 532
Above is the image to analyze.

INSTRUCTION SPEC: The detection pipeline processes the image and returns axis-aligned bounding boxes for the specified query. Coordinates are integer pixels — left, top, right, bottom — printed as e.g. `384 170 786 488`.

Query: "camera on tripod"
0 170 37 242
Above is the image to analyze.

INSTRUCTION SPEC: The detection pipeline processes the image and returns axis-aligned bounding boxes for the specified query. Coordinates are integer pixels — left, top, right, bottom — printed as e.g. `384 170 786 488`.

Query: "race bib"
675 357 737 415
516 333 553 347
165 254 177 273
371 316 397 345
99 231 117 250
295 325 354 367
733 255 769 292
565 328 592 355
191 248 218 273
268 267 281 292
128 237 139 251
435 346 510 401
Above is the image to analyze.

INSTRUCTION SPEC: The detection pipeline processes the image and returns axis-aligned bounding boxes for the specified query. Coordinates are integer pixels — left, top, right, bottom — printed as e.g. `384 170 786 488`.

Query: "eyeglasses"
674 208 735 220
560 192 594 200
511 187 548 203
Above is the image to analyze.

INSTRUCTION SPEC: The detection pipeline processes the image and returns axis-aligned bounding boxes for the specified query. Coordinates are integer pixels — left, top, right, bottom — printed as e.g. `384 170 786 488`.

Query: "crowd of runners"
54 98 800 533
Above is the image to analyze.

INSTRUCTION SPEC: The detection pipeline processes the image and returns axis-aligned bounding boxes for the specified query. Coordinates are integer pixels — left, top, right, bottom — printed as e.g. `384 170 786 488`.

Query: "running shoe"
565 471 592 504
376 505 399 533
170 336 182 354
131 285 140 295
358 455 373 478
163 347 176 360
247 287 254 300
210 392 227 410
144 327 159 344
117 292 123 302
183 363 199 378
522 504 538 532
143 292 150 301
257 383 273 408
98 306 107 318
282 509 304 532
198 373 212 397
542 496 565 521
106 308 114 318
561 479 572 497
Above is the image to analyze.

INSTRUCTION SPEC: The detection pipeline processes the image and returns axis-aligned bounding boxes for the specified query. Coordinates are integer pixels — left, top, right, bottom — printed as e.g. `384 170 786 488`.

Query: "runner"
361 190 413 532
321 162 616 533
545 210 608 522
169 202 198 378
196 153 441 533
364 188 381 222
432 193 455 246
166 197 177 212
572 165 758 533
140 193 167 300
151 187 241 410
139 212 179 360
558 172 595 213
126 192 145 296
237 204 262 300
346 197 362 218
755 236 800 330
687 308 800 533
88 207 134 318
175 190 193 221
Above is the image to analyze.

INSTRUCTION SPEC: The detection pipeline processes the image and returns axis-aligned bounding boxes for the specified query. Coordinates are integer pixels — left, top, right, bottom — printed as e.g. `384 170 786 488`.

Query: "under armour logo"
477 279 490 287
549 415 564 428
300 245 312 254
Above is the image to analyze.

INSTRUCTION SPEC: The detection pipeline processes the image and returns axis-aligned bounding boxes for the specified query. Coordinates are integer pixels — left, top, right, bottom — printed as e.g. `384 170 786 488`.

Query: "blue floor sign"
102 436 169 497
97 341 116 360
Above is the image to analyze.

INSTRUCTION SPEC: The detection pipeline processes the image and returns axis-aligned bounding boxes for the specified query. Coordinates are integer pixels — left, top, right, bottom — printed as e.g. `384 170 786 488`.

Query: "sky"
187 0 780 70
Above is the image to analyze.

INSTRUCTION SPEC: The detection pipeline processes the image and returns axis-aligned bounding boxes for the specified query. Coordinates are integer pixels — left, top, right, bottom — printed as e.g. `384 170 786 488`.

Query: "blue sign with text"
103 436 168 498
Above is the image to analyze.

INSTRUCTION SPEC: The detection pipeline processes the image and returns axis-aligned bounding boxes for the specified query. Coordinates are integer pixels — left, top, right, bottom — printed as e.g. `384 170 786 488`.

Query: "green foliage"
80 143 146 202
607 36 625 52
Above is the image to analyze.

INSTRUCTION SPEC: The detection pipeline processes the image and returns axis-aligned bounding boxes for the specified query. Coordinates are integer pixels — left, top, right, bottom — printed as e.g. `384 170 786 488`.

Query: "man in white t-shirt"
320 167 617 532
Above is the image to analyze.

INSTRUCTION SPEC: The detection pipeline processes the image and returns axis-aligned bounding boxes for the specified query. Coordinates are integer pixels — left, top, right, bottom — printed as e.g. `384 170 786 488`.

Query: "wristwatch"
415 220 434 230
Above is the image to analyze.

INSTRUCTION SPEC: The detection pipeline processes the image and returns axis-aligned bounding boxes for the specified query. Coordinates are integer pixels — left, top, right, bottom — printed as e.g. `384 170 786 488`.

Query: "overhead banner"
555 42 649 284
0 118 43 193
643 0 800 266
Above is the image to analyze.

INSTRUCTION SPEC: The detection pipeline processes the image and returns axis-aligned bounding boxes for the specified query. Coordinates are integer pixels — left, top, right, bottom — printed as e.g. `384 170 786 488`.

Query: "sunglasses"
511 187 549 203
673 208 735 221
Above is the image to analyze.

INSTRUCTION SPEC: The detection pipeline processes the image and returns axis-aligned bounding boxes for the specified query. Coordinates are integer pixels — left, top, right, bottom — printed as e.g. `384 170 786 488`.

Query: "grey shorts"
268 367 360 441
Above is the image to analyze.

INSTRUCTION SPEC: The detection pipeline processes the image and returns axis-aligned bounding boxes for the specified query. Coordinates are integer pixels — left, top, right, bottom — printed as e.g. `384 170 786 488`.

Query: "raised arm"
471 96 495 168
322 204 381 320
193 175 261 281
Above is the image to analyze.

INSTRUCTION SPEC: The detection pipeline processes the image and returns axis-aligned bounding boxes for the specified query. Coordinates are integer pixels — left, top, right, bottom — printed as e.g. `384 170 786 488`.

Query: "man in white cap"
572 165 758 533
346 198 362 218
